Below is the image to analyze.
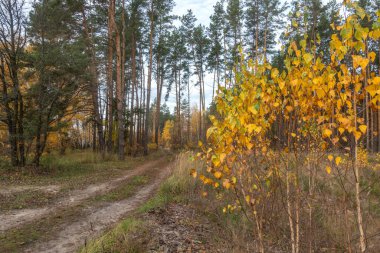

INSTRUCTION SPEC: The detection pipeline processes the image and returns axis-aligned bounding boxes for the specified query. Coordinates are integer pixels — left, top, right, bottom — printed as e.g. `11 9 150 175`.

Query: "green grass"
0 203 87 253
78 218 144 253
139 153 196 212
0 150 166 190
93 175 148 202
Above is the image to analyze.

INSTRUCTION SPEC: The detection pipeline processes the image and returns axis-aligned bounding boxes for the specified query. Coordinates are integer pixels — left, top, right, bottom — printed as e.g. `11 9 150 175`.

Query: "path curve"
25 162 172 253
0 158 168 232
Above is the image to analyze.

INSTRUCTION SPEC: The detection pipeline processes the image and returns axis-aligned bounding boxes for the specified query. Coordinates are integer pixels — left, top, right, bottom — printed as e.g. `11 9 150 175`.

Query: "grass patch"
139 152 199 213
78 218 145 253
0 150 167 190
93 175 149 202
0 203 87 252
0 190 55 211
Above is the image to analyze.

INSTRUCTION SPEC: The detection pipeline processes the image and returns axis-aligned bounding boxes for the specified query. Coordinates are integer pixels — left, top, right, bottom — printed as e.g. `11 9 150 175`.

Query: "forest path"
0 157 170 233
24 159 173 253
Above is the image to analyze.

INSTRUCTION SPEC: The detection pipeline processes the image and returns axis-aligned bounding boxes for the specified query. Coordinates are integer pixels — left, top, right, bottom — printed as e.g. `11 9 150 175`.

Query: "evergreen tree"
27 0 88 165
225 0 243 81
245 0 287 61
208 1 225 97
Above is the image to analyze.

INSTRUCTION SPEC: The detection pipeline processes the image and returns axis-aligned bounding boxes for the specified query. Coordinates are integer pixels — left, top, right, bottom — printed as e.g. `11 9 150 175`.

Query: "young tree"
0 0 26 166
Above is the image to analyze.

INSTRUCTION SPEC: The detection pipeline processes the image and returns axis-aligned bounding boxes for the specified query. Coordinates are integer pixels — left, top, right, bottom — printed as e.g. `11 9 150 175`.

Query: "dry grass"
78 151 380 252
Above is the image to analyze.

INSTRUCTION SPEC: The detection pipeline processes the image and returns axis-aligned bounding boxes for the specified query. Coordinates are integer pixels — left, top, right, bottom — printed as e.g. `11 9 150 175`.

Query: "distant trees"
1 0 380 167
245 0 287 61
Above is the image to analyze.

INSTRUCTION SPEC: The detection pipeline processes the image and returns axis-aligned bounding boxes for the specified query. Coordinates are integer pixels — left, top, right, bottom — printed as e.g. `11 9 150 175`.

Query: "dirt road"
0 157 173 253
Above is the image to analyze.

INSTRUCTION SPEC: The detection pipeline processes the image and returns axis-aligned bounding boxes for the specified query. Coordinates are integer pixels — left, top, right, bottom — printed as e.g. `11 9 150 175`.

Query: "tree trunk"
81 6 105 156
155 58 162 145
114 0 125 160
130 32 137 152
106 0 115 153
144 0 154 155
353 91 366 252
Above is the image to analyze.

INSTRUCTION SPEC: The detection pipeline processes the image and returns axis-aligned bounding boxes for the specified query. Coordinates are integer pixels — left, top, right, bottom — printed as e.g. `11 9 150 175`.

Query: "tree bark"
143 0 154 155
81 5 105 156
106 0 115 153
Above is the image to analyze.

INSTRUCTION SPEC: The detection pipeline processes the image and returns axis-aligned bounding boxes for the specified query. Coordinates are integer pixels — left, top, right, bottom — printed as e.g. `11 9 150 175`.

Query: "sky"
173 0 215 25
162 0 217 112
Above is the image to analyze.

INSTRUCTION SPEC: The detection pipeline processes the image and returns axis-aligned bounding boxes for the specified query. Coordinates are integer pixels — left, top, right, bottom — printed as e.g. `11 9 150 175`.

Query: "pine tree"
245 0 287 61
225 0 243 81
27 0 88 165
208 1 225 97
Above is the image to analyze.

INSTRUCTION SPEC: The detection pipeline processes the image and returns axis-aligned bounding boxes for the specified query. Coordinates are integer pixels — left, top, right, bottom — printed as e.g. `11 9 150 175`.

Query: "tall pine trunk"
144 0 154 155
106 0 115 153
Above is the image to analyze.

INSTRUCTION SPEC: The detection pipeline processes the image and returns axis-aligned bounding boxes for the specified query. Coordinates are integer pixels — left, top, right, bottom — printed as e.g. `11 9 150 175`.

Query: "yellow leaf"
286 106 293 112
328 155 333 162
190 169 197 178
255 126 262 133
366 84 378 97
206 127 216 139
352 55 369 69
359 125 367 134
335 157 342 166
279 81 285 90
291 133 296 137
220 153 226 163
223 179 231 189
323 128 333 138
271 68 279 78
353 130 362 141
316 89 324 99
247 124 256 134
303 53 313 64
214 171 222 179
369 51 376 62
231 176 237 184
326 166 332 174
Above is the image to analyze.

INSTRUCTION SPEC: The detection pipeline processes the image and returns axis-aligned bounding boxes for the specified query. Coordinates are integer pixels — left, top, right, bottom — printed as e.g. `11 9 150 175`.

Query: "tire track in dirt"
0 158 168 232
25 161 172 253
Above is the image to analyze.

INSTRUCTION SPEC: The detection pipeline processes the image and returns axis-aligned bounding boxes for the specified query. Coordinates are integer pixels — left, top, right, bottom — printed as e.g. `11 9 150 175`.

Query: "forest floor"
0 151 178 252
3 151 379 252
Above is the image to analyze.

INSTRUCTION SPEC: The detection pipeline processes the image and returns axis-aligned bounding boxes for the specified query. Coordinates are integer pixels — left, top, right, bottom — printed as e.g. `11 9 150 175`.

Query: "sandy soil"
25 161 172 253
